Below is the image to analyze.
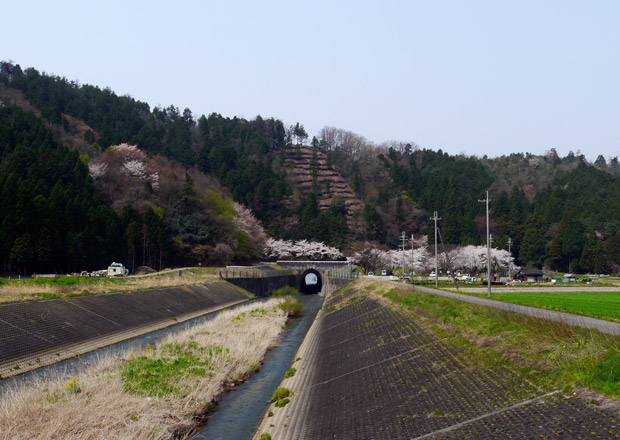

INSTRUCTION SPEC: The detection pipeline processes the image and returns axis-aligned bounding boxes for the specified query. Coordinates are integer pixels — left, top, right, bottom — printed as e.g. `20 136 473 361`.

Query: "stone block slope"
256 286 620 439
0 282 248 379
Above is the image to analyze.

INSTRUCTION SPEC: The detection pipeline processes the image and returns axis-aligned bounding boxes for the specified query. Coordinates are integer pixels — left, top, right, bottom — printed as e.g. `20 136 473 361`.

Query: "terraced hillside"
283 145 363 228
256 284 620 439
0 282 248 379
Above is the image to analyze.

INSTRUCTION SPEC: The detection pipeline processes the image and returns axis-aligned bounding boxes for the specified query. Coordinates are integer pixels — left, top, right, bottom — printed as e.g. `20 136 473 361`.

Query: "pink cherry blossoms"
264 238 343 261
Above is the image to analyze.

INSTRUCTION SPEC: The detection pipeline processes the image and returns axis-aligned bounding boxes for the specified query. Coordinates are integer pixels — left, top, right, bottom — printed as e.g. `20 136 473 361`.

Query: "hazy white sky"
4 0 620 160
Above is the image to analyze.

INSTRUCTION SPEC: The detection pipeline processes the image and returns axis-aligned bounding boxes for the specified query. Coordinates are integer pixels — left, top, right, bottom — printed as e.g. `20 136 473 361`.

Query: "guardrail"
218 268 295 279
326 271 360 280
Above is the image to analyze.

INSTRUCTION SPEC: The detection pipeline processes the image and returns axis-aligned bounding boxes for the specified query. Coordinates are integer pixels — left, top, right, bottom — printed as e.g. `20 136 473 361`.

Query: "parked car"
381 270 387 276
368 272 374 276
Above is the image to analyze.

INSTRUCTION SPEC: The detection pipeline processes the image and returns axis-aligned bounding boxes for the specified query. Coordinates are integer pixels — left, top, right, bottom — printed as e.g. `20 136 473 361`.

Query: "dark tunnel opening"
299 269 322 295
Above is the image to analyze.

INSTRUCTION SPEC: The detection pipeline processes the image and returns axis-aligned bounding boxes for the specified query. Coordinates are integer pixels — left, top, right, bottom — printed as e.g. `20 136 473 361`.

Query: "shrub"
272 285 300 297
278 296 303 317
284 367 296 378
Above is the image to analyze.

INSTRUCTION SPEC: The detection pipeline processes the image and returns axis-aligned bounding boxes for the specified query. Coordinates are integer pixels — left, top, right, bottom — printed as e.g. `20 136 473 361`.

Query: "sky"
4 0 620 160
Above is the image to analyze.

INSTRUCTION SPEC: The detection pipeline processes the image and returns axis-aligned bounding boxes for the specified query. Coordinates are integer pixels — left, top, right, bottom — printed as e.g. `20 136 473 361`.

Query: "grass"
455 290 620 323
270 387 293 407
0 297 291 439
381 282 620 399
0 268 218 304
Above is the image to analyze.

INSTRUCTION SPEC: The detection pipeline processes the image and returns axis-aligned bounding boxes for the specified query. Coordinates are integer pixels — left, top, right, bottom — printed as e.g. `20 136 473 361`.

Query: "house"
108 262 128 277
515 269 544 282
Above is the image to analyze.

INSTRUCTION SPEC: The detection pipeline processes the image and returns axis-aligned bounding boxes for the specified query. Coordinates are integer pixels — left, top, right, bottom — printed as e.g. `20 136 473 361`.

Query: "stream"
0 294 323 440
194 294 323 439
0 299 258 394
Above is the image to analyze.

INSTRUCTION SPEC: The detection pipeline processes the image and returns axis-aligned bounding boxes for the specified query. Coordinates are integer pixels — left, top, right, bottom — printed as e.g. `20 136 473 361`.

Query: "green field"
465 291 620 323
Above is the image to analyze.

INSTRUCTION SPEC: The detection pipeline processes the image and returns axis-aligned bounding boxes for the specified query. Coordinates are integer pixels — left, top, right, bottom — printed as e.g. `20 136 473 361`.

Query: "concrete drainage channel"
254 284 620 439
0 282 250 380
0 273 352 438
194 294 324 439
0 296 255 394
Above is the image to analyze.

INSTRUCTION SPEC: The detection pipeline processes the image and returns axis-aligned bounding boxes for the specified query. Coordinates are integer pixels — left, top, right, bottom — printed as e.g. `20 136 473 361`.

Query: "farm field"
454 289 620 323
256 280 620 439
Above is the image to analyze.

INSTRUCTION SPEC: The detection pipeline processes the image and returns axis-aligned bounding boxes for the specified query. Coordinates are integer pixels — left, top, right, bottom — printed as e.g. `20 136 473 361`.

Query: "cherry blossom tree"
88 162 108 178
449 245 519 274
264 238 343 261
234 202 266 254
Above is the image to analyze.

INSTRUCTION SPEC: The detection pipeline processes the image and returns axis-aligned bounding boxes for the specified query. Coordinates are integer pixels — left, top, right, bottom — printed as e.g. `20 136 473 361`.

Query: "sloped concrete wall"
0 282 249 379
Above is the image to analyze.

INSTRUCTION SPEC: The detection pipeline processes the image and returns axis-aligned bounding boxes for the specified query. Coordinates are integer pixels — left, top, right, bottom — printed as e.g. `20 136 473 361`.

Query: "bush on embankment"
272 286 303 317
0 297 291 439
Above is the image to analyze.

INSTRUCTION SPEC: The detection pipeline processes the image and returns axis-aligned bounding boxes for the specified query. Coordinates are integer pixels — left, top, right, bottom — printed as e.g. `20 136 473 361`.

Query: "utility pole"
400 231 406 283
507 237 513 279
478 191 491 297
410 234 414 277
430 212 440 288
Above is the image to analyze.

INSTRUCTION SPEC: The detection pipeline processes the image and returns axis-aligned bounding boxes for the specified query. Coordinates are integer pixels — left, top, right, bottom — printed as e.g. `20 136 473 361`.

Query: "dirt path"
255 286 620 439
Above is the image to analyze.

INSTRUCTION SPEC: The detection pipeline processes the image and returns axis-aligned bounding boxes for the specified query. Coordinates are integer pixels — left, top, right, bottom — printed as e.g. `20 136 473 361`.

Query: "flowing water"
0 294 323 440
0 299 259 394
194 294 323 440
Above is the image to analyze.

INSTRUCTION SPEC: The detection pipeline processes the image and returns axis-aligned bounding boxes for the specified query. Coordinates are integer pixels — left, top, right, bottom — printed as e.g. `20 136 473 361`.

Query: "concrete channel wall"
0 282 250 379
408 283 620 336
223 274 298 297
223 272 355 297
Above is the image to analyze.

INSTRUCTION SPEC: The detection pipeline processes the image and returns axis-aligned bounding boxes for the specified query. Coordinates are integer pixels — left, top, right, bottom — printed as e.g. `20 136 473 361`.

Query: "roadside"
379 279 620 400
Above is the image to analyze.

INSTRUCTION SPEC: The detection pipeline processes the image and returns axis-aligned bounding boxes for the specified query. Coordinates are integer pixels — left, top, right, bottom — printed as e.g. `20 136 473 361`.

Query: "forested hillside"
0 107 121 274
2 61 620 275
315 127 620 274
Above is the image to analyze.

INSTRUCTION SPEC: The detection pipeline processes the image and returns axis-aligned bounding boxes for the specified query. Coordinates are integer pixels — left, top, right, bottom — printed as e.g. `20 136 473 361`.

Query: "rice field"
461 290 620 323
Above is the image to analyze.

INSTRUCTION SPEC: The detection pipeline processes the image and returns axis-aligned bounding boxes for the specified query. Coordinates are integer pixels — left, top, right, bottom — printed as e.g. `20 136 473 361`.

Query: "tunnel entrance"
299 269 322 295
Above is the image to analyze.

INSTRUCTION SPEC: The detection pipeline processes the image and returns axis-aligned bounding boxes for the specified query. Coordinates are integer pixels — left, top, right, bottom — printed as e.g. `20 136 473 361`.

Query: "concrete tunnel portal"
299 269 323 295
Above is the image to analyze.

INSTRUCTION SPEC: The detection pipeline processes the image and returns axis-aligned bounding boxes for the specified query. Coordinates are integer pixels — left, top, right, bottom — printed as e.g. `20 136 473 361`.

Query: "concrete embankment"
255 284 620 439
0 282 249 379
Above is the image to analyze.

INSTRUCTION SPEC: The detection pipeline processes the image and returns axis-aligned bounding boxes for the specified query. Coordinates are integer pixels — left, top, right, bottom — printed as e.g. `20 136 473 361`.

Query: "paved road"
255 286 620 439
459 286 620 293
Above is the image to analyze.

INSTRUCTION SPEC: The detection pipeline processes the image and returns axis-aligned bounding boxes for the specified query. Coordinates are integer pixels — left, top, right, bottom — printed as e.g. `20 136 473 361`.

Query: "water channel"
194 294 323 439
0 294 323 439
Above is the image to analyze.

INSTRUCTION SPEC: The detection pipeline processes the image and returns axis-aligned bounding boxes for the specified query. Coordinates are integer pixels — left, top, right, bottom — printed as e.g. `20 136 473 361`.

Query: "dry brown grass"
0 298 288 439
0 270 219 304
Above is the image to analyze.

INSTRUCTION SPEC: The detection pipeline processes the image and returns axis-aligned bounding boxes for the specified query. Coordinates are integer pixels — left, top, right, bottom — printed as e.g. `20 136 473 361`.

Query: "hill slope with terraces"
283 145 363 229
